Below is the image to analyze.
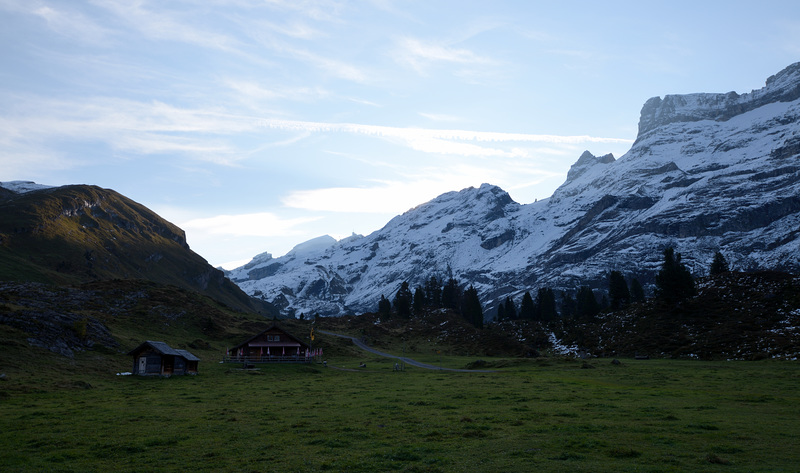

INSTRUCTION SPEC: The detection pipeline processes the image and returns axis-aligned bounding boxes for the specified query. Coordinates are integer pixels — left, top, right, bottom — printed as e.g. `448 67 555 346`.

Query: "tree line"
378 248 728 328
377 273 483 328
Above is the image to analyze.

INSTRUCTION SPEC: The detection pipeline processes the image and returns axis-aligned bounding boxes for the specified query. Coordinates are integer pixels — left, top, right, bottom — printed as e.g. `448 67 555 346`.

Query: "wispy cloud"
0 0 114 44
89 0 242 53
419 112 464 122
395 37 496 74
30 4 114 44
282 167 502 214
0 90 633 180
257 118 633 157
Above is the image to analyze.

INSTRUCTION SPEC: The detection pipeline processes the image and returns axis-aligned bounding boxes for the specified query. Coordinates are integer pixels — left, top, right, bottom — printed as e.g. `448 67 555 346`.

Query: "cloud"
282 164 507 214
256 117 633 157
29 4 113 44
180 212 320 237
394 37 497 75
90 0 242 53
418 112 464 122
281 46 370 83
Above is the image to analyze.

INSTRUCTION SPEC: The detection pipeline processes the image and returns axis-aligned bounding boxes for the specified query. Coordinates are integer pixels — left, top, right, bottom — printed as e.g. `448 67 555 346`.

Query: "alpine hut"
225 324 313 363
128 341 200 376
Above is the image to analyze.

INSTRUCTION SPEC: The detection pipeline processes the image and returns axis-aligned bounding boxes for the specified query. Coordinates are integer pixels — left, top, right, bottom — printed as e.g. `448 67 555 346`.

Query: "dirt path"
317 329 496 373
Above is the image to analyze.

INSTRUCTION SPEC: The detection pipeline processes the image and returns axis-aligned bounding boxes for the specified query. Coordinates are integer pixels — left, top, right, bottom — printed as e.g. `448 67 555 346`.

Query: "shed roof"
128 341 199 361
174 349 201 361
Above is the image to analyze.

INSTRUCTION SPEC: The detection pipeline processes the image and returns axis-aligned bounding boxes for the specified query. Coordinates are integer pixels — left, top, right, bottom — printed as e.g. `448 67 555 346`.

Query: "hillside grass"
2 352 798 473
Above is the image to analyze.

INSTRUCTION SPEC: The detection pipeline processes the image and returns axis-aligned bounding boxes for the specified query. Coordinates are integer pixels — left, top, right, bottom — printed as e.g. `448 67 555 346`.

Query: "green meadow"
1 354 799 473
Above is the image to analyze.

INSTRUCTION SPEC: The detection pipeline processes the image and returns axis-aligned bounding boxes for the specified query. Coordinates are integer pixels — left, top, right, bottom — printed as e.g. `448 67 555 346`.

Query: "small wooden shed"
128 341 199 376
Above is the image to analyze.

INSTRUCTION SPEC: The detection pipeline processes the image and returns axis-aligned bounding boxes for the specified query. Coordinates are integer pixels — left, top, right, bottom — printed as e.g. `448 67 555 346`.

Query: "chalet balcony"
222 355 315 364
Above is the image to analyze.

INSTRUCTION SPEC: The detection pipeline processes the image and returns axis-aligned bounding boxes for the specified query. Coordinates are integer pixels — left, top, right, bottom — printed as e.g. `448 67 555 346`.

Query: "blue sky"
2 0 798 268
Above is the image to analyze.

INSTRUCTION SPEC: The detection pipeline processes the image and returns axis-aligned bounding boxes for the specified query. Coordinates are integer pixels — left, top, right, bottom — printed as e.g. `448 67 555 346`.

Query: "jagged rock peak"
404 183 515 214
566 151 615 182
636 62 800 139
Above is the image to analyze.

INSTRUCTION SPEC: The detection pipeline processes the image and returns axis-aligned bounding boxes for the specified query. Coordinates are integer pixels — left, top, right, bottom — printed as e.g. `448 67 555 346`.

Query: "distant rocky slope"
228 62 800 317
0 183 273 315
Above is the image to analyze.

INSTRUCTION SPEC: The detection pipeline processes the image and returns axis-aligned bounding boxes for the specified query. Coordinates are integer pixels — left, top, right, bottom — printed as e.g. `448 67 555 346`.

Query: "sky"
1 1 799 269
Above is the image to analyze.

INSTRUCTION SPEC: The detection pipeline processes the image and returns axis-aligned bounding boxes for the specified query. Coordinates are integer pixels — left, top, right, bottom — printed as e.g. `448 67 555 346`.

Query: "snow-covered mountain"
228 62 800 318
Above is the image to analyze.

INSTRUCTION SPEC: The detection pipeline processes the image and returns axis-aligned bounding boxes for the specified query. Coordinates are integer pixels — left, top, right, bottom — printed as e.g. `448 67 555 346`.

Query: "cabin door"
138 357 147 373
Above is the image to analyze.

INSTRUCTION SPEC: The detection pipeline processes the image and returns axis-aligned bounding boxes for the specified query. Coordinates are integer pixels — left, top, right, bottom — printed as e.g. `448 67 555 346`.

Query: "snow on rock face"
636 62 800 138
230 62 800 318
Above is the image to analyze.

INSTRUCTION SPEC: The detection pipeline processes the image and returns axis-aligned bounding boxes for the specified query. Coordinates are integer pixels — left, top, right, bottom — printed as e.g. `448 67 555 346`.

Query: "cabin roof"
128 341 199 361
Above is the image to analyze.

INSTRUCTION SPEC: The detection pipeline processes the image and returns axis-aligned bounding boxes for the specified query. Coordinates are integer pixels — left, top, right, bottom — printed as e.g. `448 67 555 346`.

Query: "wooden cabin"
128 341 200 376
225 324 313 363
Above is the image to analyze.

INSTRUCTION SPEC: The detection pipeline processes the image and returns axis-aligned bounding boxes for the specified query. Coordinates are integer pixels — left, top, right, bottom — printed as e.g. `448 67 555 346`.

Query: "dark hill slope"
0 279 280 393
0 184 272 315
558 271 800 360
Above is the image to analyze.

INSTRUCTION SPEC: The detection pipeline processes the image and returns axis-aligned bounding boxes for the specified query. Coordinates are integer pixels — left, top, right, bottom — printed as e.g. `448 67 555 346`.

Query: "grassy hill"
0 184 272 315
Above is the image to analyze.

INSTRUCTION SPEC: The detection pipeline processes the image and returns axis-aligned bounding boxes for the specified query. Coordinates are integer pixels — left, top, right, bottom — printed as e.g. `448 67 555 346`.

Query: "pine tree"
442 277 461 311
710 251 729 275
496 300 506 320
393 281 413 318
576 286 600 320
413 286 426 315
560 291 577 319
425 276 442 308
630 277 645 302
608 270 631 310
461 286 484 329
655 247 696 304
378 295 391 318
535 287 557 322
519 291 535 320
504 296 517 320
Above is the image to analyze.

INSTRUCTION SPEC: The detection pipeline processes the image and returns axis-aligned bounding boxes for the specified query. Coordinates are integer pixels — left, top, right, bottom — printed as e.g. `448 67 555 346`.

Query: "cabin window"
274 335 280 341
267 335 273 341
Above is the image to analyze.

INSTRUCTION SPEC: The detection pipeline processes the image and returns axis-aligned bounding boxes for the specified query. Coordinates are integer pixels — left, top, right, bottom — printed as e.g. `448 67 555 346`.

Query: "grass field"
2 350 799 473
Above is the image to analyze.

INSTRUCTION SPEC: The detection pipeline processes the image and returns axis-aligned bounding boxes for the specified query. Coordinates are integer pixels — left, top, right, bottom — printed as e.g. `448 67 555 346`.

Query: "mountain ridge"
228 62 800 318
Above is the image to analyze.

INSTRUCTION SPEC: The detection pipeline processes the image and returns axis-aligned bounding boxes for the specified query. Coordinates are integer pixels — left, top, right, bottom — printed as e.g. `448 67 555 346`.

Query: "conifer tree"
393 281 413 318
576 286 600 320
413 286 426 315
442 277 461 311
535 287 557 322
630 277 645 302
425 276 442 308
378 295 391 318
608 270 631 310
519 291 535 320
560 291 577 319
496 300 506 320
710 251 729 275
504 296 517 320
655 247 696 304
461 285 484 329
